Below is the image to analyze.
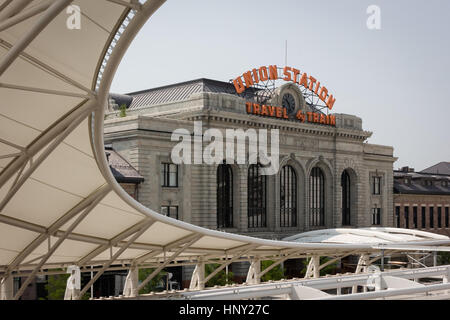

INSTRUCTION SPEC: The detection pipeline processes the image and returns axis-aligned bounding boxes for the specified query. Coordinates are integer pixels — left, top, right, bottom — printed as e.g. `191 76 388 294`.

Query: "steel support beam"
12 188 108 300
0 0 31 21
0 98 95 194
3 184 111 280
77 219 156 266
137 235 202 292
203 247 256 285
0 0 53 32
78 219 155 299
0 0 73 76
0 107 95 211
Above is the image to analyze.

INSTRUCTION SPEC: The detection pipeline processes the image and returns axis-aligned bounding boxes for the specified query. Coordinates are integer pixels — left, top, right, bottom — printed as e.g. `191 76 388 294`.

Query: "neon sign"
233 65 336 110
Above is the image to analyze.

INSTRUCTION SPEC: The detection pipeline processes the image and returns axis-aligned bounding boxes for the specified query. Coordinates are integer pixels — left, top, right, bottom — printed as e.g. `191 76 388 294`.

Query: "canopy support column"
304 255 320 279
123 265 139 298
352 254 371 294
0 276 13 300
189 261 205 291
64 266 81 300
246 258 261 285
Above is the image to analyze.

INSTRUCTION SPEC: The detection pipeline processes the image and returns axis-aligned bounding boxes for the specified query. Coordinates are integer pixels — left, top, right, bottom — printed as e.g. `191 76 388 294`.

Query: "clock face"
282 93 296 114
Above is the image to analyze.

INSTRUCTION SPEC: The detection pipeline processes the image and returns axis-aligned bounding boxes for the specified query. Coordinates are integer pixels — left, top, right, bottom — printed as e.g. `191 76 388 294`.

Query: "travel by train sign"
233 65 336 127
245 101 336 126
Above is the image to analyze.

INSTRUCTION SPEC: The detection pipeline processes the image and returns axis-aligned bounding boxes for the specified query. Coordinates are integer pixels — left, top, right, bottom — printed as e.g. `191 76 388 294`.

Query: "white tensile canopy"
0 0 449 300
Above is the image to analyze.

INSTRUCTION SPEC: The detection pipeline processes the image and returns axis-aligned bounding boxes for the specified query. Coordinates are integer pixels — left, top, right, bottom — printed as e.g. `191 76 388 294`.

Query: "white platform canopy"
1 0 450 300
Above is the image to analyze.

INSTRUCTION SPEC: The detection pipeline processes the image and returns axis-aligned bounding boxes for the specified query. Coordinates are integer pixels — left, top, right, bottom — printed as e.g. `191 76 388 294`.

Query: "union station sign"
233 65 336 126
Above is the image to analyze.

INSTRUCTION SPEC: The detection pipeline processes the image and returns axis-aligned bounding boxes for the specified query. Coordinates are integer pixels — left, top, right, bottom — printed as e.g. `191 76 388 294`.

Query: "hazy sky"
111 0 450 171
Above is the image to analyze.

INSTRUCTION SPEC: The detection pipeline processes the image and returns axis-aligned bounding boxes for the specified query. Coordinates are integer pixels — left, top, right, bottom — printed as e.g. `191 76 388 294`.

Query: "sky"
111 0 450 171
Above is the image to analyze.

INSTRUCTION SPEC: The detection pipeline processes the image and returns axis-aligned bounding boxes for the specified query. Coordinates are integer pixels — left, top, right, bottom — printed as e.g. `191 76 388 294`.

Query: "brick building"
394 163 450 236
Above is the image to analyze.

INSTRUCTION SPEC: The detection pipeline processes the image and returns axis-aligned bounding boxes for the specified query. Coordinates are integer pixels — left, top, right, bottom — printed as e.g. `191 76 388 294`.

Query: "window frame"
247 164 267 229
309 167 325 227
280 165 298 228
372 176 381 195
161 205 179 220
217 163 234 229
161 162 179 187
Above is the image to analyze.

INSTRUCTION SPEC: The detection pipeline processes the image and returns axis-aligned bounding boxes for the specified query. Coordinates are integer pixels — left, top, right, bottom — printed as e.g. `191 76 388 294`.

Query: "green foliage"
205 263 234 287
261 260 284 282
45 273 69 300
119 104 127 117
438 252 450 265
45 271 89 300
138 268 167 294
319 257 337 276
300 257 338 277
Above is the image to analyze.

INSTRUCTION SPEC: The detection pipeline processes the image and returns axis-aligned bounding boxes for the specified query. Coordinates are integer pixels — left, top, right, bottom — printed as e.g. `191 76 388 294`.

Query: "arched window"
248 164 267 228
309 167 325 227
217 163 233 228
341 170 351 226
280 165 297 227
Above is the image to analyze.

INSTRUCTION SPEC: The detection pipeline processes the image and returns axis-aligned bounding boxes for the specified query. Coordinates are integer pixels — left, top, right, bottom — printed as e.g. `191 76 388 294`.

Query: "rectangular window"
429 207 434 228
372 207 381 225
445 207 449 228
372 176 381 195
404 206 409 229
395 206 400 228
421 206 426 228
438 207 442 228
161 206 178 220
413 206 418 229
161 163 178 187
446 207 449 228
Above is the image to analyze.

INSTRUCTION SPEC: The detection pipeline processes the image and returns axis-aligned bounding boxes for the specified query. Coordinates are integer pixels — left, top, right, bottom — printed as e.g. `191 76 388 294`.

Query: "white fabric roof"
283 228 449 245
1 0 450 288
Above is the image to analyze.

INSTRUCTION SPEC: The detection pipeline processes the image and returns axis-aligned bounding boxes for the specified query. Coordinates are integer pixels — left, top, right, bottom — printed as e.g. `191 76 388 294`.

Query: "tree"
205 263 234 287
438 252 450 265
138 268 167 294
45 271 89 300
119 104 127 117
261 260 284 282
45 273 69 300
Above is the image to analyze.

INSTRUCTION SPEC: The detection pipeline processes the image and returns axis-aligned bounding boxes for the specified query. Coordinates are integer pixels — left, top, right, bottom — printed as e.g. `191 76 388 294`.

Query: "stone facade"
104 80 397 285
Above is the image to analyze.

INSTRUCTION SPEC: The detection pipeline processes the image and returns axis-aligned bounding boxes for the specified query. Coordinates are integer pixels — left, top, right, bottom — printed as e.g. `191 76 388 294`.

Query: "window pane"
310 167 325 227
169 171 177 186
395 206 400 228
248 164 267 228
160 206 168 216
280 165 297 227
169 206 178 220
421 207 426 228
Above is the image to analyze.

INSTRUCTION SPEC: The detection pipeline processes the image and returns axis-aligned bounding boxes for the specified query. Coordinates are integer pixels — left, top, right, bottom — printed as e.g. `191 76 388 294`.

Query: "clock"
282 93 296 115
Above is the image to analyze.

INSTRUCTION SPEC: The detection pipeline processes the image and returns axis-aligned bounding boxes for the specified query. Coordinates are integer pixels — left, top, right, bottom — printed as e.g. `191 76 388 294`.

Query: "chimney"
399 166 414 173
